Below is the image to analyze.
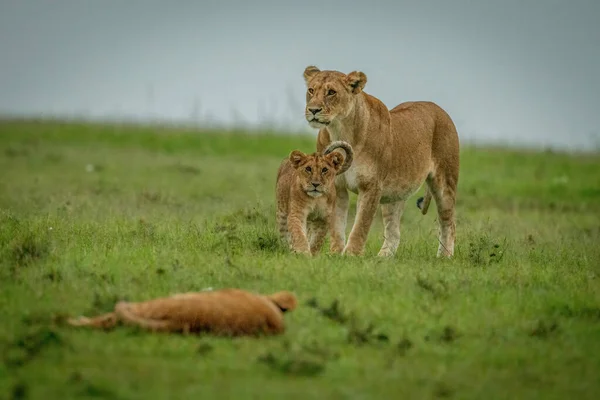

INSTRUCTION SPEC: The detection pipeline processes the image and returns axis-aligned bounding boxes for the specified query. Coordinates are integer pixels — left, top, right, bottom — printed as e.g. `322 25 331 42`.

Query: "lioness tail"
416 188 432 215
323 141 354 174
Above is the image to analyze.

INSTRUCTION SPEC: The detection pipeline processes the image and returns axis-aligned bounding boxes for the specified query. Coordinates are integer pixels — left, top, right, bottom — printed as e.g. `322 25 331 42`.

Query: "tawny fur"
68 289 297 336
303 66 460 257
276 141 353 255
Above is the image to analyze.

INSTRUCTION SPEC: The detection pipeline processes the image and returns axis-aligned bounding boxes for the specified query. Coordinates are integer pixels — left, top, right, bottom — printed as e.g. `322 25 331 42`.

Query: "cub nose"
311 182 320 188
308 107 322 115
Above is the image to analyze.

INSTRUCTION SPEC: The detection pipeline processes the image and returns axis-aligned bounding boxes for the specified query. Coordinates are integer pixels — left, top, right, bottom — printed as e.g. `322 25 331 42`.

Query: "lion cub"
276 141 353 255
68 289 297 336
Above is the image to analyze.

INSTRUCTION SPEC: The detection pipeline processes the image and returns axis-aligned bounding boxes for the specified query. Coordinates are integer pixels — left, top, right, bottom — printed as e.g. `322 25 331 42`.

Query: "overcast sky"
1 0 599 150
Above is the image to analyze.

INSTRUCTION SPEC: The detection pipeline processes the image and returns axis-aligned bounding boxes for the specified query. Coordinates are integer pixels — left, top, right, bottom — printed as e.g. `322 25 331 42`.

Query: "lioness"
68 289 297 336
276 141 353 255
303 66 459 257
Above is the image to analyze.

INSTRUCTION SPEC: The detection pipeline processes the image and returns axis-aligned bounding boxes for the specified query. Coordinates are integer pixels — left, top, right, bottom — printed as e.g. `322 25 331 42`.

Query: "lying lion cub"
68 289 297 336
276 141 353 255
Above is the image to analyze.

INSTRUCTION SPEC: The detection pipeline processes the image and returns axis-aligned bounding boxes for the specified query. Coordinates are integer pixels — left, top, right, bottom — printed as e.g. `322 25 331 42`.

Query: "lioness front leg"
378 200 405 257
330 186 349 253
287 212 311 255
344 188 382 256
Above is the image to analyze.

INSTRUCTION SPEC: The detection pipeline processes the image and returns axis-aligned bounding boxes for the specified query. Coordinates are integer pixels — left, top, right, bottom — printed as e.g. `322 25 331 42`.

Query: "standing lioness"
303 66 459 257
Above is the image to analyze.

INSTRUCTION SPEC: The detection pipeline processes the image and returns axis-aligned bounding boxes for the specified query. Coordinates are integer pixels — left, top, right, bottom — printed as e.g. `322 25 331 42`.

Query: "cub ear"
303 66 320 84
326 151 345 171
346 71 367 94
289 150 307 168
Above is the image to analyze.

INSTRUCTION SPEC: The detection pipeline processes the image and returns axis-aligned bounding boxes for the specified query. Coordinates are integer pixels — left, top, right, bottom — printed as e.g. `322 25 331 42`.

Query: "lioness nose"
308 107 322 115
311 182 320 188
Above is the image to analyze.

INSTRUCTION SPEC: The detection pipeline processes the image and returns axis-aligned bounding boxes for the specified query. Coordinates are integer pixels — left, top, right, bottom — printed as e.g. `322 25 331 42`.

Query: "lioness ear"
289 150 307 168
327 152 345 171
303 66 320 84
346 71 367 94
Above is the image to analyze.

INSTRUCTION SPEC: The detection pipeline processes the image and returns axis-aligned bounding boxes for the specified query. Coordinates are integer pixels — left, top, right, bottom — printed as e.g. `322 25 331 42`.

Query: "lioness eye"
305 166 312 173
327 89 336 96
308 88 314 95
322 167 328 174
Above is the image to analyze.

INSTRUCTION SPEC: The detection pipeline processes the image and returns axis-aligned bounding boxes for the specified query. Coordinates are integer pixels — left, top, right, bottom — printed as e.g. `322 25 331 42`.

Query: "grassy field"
1 119 599 399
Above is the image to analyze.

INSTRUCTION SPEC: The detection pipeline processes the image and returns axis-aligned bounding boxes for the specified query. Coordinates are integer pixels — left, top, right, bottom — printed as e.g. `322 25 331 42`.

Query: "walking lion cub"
276 141 353 255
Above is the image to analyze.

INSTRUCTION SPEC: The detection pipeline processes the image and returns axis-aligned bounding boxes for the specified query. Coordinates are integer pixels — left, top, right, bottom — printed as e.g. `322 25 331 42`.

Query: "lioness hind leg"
378 201 405 257
428 173 457 257
68 312 119 330
115 302 183 333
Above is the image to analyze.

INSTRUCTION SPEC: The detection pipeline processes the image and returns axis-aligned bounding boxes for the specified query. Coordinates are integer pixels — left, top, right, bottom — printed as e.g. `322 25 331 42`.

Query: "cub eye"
327 89 336 96
308 88 314 95
305 166 312 173
321 167 328 174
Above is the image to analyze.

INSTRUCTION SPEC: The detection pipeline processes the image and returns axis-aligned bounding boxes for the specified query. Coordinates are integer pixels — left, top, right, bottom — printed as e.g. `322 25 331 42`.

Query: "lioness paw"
377 248 396 257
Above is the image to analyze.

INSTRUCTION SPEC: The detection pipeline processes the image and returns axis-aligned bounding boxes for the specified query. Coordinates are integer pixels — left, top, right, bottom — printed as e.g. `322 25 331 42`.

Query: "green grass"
1 119 599 399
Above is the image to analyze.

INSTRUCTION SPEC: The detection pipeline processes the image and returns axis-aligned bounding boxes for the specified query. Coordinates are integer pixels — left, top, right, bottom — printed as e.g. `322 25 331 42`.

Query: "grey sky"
1 0 599 150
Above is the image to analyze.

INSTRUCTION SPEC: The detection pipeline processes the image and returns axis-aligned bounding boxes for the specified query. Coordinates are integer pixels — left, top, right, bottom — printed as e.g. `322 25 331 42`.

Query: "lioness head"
288 149 346 197
303 66 367 128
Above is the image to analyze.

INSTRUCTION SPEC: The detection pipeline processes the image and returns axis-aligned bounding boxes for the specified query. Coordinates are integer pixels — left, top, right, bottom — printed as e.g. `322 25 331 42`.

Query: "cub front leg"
344 187 382 256
309 217 328 256
287 208 311 255
277 210 290 248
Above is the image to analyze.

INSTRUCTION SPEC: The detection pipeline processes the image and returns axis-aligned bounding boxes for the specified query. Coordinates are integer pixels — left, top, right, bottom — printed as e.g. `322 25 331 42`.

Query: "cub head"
303 65 367 128
289 149 347 198
267 291 298 313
